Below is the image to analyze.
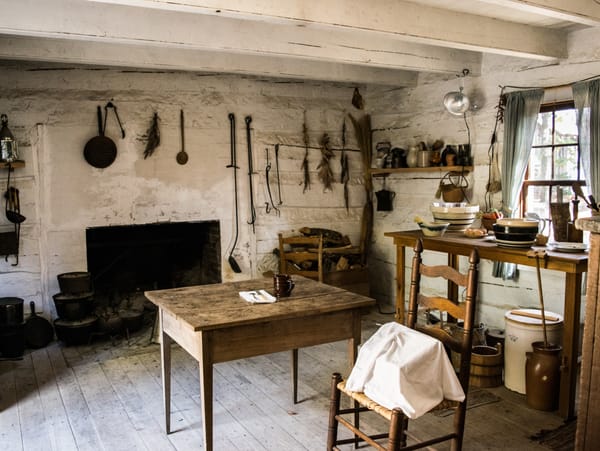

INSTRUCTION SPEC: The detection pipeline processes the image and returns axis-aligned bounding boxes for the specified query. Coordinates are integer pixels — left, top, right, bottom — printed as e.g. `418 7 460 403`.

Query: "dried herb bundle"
144 112 160 159
301 112 311 192
317 133 335 191
340 119 349 212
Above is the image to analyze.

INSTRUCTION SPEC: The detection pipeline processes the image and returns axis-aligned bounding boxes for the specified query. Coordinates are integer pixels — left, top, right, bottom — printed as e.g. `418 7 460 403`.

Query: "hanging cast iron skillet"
84 106 117 168
24 301 54 349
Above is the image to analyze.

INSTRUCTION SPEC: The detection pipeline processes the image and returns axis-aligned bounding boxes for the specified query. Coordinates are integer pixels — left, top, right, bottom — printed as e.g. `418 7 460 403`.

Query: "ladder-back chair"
327 238 479 451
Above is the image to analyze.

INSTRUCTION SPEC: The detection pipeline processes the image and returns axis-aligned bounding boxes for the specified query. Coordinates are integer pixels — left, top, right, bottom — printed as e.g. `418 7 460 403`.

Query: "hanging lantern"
0 114 19 162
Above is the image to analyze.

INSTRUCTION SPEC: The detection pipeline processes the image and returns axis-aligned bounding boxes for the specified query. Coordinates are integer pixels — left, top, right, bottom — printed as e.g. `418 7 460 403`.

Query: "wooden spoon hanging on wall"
176 109 188 165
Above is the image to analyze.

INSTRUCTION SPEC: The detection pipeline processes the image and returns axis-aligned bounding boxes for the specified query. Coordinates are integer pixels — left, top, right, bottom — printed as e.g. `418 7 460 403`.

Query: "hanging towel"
345 322 464 419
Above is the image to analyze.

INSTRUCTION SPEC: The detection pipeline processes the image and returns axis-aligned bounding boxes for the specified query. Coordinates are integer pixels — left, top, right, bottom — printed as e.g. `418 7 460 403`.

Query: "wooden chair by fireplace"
327 239 480 451
278 233 323 282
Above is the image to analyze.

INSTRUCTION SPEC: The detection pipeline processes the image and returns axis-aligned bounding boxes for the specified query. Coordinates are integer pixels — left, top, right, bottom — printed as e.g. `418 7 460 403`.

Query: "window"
521 101 585 236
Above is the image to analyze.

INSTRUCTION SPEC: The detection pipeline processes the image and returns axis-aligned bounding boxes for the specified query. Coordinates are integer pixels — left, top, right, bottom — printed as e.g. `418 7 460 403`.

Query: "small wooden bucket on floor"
470 344 503 388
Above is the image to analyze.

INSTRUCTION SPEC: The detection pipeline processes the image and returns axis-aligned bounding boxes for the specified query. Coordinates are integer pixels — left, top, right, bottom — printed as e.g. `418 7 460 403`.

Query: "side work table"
385 230 588 420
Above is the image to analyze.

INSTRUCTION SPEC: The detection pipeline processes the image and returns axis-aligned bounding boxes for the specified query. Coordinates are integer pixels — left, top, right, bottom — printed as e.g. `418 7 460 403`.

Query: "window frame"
519 100 584 218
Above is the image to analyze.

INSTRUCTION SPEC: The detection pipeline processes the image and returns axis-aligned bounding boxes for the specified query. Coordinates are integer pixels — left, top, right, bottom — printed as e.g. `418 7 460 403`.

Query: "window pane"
555 145 578 179
528 147 552 180
533 112 553 146
555 109 578 144
525 185 550 220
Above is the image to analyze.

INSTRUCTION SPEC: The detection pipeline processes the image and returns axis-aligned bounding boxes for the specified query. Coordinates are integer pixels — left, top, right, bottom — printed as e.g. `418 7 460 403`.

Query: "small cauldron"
53 292 94 321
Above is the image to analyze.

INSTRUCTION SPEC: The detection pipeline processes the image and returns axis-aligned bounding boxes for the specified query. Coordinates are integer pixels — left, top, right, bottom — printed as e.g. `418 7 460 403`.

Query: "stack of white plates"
549 242 588 253
430 202 480 231
494 237 536 249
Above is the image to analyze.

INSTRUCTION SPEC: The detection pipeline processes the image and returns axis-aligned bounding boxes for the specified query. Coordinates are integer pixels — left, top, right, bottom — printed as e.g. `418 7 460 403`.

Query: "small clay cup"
273 274 295 298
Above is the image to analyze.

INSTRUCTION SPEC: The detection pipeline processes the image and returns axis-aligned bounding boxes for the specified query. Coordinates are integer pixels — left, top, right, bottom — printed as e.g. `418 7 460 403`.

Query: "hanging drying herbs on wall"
340 119 350 212
317 133 334 191
143 112 160 159
301 111 311 192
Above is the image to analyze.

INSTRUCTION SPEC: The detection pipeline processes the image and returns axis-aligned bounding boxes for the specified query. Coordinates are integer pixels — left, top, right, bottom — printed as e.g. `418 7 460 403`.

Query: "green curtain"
573 79 600 200
500 89 545 217
493 88 544 280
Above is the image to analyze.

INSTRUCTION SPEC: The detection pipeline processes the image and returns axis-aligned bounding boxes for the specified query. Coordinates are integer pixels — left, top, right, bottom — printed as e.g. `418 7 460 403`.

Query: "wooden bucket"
470 344 503 388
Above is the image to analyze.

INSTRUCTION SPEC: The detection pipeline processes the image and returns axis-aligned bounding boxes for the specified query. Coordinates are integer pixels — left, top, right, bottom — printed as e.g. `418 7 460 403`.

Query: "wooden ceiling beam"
0 35 419 87
479 0 600 26
90 0 568 59
0 0 481 79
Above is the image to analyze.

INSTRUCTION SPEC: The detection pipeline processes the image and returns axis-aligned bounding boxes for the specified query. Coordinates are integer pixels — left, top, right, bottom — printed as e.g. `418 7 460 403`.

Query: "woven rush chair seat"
336 379 460 421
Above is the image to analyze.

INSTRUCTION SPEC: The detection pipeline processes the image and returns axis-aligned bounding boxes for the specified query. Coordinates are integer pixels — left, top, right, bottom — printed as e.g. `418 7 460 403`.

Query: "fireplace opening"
86 221 221 310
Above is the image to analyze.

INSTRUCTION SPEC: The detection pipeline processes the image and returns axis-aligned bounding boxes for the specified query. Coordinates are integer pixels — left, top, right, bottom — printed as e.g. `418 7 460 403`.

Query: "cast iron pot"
54 315 98 346
119 309 144 333
0 297 24 326
0 322 25 358
57 272 92 294
53 292 94 321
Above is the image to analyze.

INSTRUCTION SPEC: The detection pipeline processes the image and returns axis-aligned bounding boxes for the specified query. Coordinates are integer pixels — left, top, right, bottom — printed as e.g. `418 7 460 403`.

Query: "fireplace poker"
245 115 256 233
226 113 242 273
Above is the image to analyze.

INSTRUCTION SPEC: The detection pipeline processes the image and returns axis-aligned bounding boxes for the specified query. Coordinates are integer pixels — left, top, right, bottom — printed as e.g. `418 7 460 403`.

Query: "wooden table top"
145 276 375 332
384 230 588 273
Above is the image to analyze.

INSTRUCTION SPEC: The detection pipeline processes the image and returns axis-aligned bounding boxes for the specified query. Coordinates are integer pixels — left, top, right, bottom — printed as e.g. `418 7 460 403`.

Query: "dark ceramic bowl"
494 231 538 242
493 224 538 234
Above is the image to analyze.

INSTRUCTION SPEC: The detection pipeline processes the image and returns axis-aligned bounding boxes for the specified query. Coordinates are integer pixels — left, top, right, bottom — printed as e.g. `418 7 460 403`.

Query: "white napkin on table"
345 322 464 419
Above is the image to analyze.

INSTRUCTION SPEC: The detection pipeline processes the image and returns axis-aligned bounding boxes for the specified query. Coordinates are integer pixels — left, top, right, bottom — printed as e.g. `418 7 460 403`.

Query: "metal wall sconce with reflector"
443 69 471 116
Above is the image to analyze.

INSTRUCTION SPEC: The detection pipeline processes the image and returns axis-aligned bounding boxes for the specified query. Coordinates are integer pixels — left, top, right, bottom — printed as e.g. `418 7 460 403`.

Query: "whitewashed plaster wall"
0 64 367 317
367 26 600 329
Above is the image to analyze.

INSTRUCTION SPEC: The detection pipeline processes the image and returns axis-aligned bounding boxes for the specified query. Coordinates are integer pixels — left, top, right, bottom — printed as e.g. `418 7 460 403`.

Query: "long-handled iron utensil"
275 143 282 205
264 147 279 215
176 109 189 165
245 115 256 233
227 113 241 273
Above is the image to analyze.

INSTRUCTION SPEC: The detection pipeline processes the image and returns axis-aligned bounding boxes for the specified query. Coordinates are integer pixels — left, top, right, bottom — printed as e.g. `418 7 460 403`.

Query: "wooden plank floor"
0 309 568 450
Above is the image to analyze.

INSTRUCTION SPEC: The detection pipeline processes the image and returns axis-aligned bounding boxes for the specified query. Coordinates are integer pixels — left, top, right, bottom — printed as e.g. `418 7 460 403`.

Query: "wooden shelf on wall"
0 160 25 169
369 165 472 177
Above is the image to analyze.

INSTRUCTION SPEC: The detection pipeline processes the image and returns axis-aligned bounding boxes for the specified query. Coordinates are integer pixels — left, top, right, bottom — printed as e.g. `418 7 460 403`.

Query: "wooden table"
144 276 375 451
385 230 588 420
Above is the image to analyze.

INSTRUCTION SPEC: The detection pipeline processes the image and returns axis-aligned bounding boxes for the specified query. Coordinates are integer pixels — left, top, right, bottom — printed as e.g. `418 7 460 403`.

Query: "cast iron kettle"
376 189 395 211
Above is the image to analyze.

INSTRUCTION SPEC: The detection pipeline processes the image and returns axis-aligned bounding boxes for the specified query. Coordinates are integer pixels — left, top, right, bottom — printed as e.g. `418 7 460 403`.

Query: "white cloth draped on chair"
345 322 464 419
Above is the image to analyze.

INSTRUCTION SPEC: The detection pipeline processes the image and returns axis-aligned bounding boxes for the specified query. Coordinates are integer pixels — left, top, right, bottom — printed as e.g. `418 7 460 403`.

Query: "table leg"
396 245 406 324
159 311 172 434
559 272 582 420
291 349 299 404
199 332 213 451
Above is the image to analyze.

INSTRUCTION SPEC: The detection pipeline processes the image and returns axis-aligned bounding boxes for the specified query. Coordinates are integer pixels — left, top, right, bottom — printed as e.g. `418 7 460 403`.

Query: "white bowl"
430 203 479 231
417 221 450 237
